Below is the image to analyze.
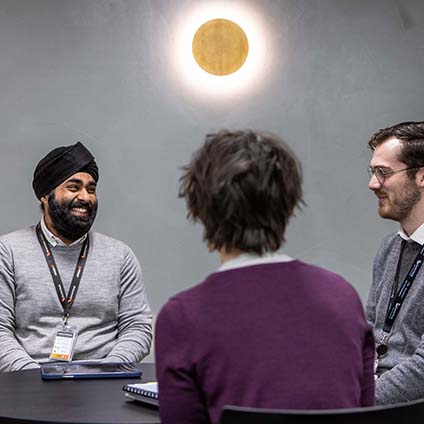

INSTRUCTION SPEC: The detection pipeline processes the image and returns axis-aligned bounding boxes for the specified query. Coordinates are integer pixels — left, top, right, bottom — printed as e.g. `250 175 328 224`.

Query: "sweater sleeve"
376 334 424 404
105 246 152 363
155 299 209 424
0 241 39 372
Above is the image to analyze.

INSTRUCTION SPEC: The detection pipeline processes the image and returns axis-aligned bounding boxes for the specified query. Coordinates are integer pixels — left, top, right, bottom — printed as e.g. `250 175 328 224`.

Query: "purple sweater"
155 260 375 424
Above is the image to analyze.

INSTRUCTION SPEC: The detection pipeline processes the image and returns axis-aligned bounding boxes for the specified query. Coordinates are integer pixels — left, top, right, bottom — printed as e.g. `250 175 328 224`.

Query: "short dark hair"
179 130 303 255
369 121 424 179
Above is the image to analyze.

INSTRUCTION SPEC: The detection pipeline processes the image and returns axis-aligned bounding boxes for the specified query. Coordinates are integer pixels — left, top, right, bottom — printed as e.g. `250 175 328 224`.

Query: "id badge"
50 325 78 361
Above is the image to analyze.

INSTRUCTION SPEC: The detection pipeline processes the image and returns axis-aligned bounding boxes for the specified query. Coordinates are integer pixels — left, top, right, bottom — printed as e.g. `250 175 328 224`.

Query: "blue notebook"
123 382 159 407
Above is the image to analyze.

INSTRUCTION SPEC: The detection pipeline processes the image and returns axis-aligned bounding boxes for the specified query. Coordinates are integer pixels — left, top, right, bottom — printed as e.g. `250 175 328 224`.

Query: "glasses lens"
368 166 384 183
375 167 384 183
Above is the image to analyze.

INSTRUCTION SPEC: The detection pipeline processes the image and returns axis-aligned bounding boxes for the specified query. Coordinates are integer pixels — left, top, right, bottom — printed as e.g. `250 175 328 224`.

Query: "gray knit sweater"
366 232 424 404
0 226 152 372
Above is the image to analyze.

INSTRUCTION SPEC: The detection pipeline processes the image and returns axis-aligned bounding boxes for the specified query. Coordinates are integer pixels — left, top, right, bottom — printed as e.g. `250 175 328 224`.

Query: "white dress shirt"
398 222 424 245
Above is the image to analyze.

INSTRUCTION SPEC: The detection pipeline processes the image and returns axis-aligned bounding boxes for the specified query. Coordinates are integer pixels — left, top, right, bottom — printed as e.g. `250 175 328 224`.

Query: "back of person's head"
179 130 303 255
369 121 424 179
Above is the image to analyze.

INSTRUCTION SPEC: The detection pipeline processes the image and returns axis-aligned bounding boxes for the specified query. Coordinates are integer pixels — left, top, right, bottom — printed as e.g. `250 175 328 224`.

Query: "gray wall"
1 0 424 318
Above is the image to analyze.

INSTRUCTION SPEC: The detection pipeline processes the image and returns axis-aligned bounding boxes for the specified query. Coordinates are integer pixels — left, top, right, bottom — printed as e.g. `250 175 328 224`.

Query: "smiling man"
0 142 152 372
367 121 424 404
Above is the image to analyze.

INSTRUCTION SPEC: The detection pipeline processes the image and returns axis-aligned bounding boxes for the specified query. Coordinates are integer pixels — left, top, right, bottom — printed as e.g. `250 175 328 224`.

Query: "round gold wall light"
192 18 249 76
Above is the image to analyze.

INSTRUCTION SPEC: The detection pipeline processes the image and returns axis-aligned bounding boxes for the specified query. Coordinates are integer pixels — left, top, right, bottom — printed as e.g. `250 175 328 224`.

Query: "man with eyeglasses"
367 121 424 404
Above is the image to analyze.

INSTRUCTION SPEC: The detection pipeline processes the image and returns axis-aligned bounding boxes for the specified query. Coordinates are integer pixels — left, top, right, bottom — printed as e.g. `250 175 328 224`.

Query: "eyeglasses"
368 166 420 184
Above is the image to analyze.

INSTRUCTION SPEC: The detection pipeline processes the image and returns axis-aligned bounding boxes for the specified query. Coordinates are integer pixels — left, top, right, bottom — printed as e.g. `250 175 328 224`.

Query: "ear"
40 195 48 212
415 168 424 188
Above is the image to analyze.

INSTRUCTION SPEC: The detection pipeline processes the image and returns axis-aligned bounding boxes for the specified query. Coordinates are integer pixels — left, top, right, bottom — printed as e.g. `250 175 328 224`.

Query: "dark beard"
376 179 421 222
48 193 98 242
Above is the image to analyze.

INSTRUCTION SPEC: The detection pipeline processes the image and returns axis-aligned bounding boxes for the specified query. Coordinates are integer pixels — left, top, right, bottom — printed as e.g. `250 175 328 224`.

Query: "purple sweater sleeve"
155 299 210 424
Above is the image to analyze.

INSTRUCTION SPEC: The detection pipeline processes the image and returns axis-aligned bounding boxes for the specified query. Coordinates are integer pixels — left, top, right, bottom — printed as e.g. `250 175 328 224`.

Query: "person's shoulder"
159 270 244 317
89 231 130 251
292 261 365 312
0 226 36 247
378 232 398 249
168 280 206 303
374 232 399 261
289 260 344 279
89 231 141 267
157 281 208 328
160 275 214 315
293 260 358 293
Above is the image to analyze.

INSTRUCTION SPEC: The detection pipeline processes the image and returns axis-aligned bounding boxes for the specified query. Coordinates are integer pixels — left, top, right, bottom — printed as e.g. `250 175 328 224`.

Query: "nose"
368 173 381 191
76 188 91 202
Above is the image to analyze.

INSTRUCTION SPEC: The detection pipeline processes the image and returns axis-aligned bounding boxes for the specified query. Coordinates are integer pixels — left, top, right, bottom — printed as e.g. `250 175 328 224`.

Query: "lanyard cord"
382 239 424 334
35 224 90 323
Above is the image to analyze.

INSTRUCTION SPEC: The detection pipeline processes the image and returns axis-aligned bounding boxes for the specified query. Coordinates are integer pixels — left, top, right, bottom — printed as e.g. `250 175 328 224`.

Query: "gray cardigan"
366 232 424 404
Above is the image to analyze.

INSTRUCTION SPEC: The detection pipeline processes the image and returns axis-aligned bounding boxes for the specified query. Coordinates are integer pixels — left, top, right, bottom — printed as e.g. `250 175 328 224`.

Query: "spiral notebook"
123 382 159 407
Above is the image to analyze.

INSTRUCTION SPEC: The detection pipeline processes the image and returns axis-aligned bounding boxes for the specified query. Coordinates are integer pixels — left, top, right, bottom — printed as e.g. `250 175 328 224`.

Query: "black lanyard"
383 239 424 334
36 224 90 323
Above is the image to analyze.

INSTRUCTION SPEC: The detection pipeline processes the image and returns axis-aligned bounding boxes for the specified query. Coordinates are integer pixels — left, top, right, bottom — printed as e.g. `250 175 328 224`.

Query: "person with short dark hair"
367 121 424 404
155 130 375 424
0 142 152 372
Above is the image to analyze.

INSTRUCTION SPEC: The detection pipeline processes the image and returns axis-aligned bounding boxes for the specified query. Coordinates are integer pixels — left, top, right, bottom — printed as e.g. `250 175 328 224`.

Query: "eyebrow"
370 165 391 170
64 178 97 187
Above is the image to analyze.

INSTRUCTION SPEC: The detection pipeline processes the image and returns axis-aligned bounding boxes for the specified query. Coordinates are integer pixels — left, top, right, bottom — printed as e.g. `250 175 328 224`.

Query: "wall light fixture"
192 18 249 76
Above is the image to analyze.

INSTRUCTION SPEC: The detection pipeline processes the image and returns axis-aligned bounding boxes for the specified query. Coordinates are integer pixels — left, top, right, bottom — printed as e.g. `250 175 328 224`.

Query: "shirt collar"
40 216 87 247
217 251 293 272
398 222 424 245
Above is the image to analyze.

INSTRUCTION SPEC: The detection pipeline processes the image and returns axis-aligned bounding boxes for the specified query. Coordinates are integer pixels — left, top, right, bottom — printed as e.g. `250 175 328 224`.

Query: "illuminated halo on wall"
172 3 269 99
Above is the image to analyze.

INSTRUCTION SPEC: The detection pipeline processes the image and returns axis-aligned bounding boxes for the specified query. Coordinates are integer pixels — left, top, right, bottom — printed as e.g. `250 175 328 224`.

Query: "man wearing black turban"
33 141 100 243
0 142 152 372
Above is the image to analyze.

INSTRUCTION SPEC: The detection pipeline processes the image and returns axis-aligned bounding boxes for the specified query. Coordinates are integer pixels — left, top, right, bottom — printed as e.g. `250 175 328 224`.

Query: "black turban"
32 142 99 200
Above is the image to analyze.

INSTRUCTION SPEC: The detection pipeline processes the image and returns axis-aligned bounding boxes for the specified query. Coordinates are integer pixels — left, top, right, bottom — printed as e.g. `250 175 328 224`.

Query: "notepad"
123 382 159 407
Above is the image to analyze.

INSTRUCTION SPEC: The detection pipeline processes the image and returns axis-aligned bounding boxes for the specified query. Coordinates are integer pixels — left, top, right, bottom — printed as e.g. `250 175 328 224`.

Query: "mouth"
70 205 90 217
375 192 387 207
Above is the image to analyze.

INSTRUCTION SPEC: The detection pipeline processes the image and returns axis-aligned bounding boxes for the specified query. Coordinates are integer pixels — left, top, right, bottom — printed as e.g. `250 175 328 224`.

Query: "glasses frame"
368 165 420 184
